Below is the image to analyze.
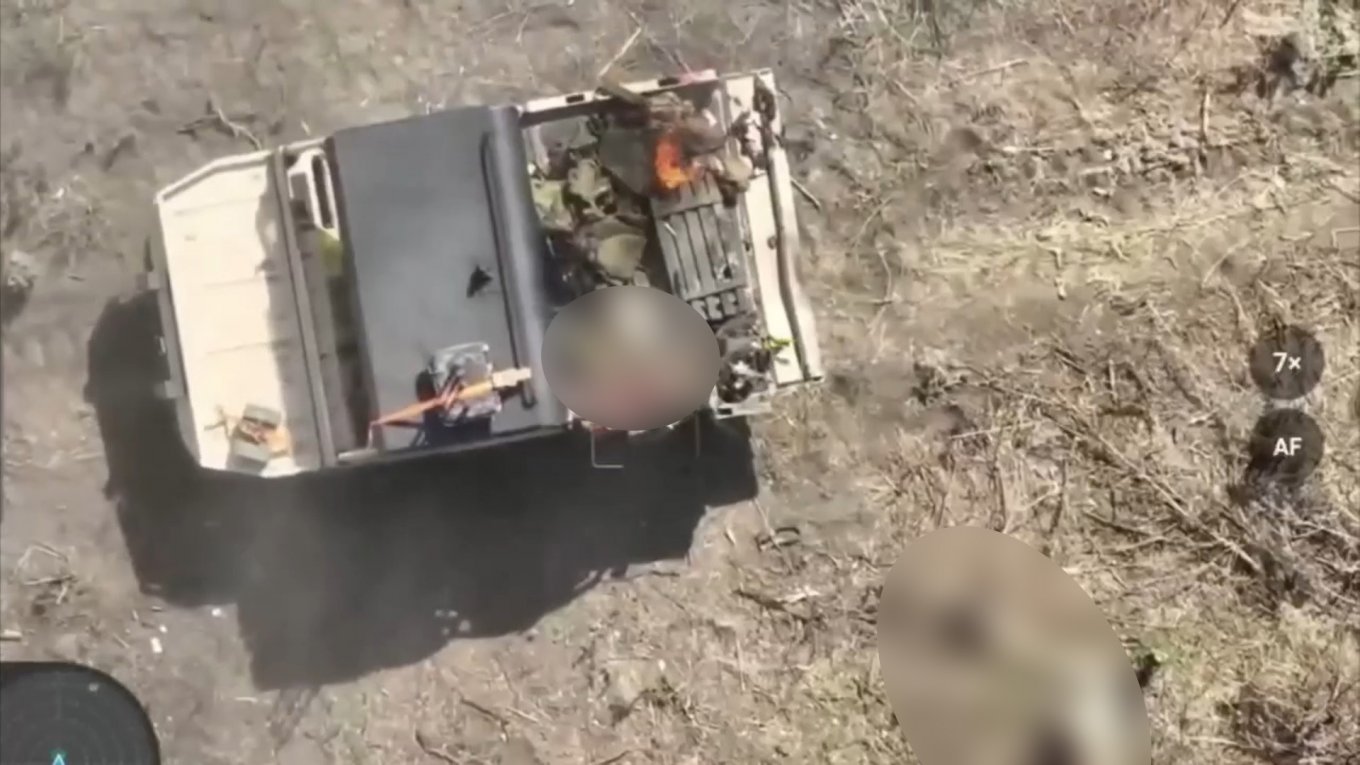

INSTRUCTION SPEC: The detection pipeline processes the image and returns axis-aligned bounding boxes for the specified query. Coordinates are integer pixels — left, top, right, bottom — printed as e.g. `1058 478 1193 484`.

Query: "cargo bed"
150 151 326 475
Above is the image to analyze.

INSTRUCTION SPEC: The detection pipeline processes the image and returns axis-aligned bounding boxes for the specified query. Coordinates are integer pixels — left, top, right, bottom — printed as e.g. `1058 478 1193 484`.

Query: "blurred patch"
541 285 720 431
876 527 1151 765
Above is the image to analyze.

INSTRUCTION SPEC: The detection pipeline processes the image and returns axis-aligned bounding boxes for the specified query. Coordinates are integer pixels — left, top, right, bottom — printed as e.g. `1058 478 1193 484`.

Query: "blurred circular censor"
877 527 1151 765
541 286 721 432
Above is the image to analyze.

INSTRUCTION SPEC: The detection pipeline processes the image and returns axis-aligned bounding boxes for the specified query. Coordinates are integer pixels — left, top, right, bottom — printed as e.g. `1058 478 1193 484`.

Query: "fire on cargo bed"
527 76 781 408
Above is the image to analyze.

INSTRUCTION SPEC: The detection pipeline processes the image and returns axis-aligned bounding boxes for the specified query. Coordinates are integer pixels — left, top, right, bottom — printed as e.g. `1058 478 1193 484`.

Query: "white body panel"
152 152 323 475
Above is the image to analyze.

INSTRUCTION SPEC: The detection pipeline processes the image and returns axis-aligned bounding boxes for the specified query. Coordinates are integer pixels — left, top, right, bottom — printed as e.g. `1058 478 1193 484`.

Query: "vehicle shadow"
84 293 758 690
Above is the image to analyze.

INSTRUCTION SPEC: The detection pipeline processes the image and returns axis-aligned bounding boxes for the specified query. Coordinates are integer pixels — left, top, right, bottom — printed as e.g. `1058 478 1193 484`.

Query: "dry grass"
487 3 1357 762
2 0 1356 762
728 0 1360 762
423 1 1355 762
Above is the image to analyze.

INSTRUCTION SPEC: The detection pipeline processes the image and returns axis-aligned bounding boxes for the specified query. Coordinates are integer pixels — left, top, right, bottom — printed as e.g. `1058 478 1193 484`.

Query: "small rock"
604 658 663 722
2 250 37 324
4 249 38 289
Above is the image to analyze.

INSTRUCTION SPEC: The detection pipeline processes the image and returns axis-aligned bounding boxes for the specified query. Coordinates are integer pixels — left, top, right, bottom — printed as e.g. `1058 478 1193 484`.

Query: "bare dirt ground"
2 0 1358 763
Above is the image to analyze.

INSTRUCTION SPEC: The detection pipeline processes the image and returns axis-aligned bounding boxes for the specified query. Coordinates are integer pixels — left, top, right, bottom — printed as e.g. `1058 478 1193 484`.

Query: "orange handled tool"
368 367 533 432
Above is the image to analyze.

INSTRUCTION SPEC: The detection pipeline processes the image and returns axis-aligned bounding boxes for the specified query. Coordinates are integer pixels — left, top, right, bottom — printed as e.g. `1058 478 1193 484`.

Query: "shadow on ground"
84 294 757 690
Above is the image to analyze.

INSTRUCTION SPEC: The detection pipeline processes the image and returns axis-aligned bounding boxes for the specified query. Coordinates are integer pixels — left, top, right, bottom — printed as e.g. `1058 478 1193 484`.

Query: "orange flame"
654 130 697 191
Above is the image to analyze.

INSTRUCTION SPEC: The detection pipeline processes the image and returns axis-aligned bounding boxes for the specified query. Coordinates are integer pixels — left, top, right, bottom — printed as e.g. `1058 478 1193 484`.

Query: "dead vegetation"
196 2 1359 759
1 0 1357 763
580 0 1360 762
732 0 1360 762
